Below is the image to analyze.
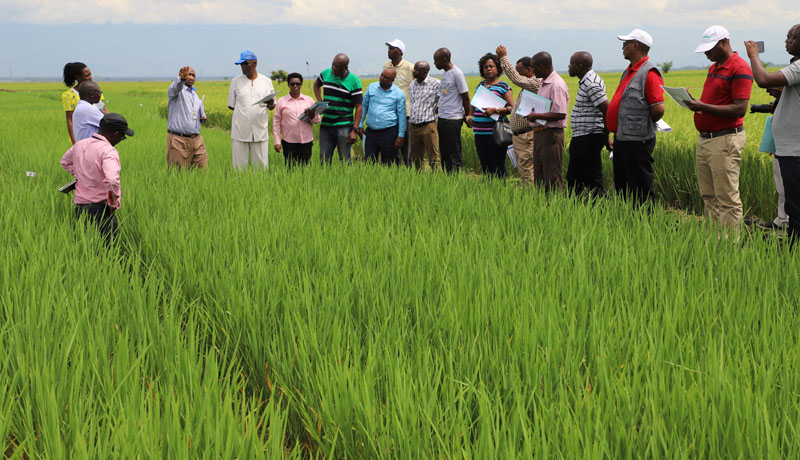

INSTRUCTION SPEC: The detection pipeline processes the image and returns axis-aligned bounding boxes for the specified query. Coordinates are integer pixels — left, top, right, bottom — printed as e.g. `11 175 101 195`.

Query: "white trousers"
773 156 789 226
232 140 268 171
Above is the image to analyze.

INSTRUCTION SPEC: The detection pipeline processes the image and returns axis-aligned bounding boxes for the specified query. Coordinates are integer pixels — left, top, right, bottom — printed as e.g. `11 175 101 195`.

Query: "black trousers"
75 202 118 243
778 156 800 245
364 126 399 165
474 134 507 178
438 118 463 172
567 133 606 197
281 140 313 167
612 138 656 205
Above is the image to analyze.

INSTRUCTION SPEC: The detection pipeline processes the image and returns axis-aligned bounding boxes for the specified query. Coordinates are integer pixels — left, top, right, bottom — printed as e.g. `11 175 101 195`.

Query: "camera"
750 103 773 114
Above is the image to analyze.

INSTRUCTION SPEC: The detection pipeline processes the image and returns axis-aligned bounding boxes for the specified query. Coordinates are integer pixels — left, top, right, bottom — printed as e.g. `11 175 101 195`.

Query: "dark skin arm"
348 103 362 144
66 111 76 144
744 41 789 88
313 79 323 102
649 103 665 122
683 98 749 118
461 92 473 127
595 100 613 151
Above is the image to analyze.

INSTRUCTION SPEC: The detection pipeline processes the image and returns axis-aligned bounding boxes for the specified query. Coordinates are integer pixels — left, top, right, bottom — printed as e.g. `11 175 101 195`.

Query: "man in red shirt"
684 26 752 235
606 29 665 205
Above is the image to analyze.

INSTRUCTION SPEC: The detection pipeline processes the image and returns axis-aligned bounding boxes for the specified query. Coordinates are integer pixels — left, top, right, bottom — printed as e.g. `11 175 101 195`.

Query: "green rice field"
1 70 799 458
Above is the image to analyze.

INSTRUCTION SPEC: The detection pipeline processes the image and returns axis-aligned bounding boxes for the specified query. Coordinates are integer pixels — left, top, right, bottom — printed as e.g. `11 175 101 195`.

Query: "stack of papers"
299 101 329 121
470 86 508 121
252 91 279 106
515 90 552 126
661 86 693 109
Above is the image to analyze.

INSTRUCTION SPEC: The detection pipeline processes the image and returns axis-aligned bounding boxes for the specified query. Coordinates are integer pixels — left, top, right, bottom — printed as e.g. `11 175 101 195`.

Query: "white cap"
617 29 653 48
695 25 730 53
385 39 406 54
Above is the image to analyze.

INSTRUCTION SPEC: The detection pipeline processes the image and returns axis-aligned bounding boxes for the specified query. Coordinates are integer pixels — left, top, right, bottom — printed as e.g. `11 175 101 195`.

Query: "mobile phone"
756 41 765 53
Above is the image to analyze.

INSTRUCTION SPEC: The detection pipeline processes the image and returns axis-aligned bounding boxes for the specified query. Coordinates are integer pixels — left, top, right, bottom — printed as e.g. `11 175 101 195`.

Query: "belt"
699 126 744 139
366 125 397 132
532 125 548 133
512 126 532 135
168 130 199 138
410 120 435 127
76 202 115 212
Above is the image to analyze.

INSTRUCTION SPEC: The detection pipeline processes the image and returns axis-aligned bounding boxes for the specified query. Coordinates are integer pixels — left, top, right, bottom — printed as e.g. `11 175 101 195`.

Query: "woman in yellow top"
62 62 105 144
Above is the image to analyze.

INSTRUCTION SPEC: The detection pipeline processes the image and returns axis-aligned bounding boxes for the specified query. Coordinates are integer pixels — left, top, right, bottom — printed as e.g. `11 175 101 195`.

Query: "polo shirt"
694 52 753 133
606 56 665 134
73 100 104 141
316 68 363 128
359 82 406 135
383 58 414 117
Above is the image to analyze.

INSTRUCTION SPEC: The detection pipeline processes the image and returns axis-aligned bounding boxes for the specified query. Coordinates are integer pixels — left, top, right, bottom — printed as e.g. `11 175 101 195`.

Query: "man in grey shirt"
433 48 472 172
746 25 800 244
167 65 208 170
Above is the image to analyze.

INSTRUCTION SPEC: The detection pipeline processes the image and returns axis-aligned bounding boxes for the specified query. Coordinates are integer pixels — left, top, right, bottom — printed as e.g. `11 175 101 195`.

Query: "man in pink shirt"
526 51 570 192
61 113 134 242
273 72 321 166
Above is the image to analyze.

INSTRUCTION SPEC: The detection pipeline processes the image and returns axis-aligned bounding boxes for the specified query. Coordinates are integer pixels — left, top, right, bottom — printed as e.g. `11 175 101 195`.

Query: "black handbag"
492 117 513 147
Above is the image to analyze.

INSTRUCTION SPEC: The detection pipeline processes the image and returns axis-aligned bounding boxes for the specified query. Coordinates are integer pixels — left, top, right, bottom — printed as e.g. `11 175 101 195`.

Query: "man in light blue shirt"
73 81 104 141
167 66 208 170
358 68 406 164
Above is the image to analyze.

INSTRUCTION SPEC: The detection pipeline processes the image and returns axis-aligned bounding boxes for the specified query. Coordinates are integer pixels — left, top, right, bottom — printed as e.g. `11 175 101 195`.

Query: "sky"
1 0 799 80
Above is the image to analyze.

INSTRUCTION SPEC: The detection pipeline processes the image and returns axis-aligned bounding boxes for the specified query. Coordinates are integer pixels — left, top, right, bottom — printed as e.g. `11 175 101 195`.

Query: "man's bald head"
379 67 396 89
788 24 800 57
332 53 350 77
413 61 431 82
531 52 553 78
77 81 102 103
433 48 452 70
568 51 593 78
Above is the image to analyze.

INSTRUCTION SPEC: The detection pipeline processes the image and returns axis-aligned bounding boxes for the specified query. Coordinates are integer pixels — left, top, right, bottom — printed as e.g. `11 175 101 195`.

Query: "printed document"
515 90 552 126
661 86 693 109
470 86 507 121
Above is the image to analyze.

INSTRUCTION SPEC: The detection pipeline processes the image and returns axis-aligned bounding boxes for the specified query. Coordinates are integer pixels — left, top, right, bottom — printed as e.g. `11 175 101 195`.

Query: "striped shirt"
570 70 608 137
316 68 363 127
408 76 440 124
472 80 511 135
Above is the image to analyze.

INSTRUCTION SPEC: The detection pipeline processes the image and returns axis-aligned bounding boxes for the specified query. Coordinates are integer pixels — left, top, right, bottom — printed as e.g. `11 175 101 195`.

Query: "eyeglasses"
289 82 302 86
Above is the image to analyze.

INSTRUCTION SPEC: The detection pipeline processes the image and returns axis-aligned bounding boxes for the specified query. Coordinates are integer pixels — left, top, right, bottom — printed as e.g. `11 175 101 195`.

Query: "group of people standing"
58 24 800 245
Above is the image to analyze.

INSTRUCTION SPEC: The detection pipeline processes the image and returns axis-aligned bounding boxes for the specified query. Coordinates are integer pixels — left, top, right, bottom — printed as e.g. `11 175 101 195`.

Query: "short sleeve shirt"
439 65 469 120
73 100 104 141
773 60 800 157
570 70 608 136
384 59 414 116
228 73 274 142
606 57 665 134
694 52 753 132
316 69 363 127
62 88 79 111
472 81 511 135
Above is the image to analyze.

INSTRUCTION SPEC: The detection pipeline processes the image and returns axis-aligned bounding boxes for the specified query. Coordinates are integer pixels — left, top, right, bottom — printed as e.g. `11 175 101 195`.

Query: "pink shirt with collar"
60 134 122 208
534 70 570 129
272 93 320 144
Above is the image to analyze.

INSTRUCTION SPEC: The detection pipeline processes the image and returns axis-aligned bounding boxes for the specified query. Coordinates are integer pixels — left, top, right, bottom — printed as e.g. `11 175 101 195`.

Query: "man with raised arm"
606 29 665 205
497 45 541 185
433 48 471 172
684 26 752 235
167 66 208 170
314 53 363 164
745 24 800 244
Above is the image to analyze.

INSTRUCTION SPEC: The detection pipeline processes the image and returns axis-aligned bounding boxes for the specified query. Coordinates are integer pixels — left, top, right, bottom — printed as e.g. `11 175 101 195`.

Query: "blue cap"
235 50 257 65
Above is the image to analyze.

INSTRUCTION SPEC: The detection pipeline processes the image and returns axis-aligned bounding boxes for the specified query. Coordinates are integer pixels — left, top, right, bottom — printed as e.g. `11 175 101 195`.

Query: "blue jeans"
319 126 352 164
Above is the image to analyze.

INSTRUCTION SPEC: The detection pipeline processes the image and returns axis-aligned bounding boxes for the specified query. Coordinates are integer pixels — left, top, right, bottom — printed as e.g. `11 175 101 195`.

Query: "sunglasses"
289 82 302 86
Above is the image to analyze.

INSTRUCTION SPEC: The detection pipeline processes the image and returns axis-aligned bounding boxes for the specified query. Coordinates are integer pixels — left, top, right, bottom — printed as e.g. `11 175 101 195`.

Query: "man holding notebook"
228 50 275 170
684 26 752 234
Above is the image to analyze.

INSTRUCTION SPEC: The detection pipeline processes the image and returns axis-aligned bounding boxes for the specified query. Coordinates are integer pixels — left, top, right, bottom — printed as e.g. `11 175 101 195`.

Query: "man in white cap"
606 29 665 205
384 39 413 165
227 50 276 171
683 26 753 235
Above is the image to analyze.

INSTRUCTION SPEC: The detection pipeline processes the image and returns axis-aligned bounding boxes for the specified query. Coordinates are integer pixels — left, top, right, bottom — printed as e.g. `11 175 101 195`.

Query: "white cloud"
3 0 799 29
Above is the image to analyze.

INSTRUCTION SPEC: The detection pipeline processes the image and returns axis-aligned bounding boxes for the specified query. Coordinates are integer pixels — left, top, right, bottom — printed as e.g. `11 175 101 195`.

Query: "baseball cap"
617 29 653 48
235 50 257 64
385 39 406 54
695 25 730 53
100 113 134 137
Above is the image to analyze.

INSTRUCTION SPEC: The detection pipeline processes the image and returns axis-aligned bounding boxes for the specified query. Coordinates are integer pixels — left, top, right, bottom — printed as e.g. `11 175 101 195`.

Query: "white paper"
661 86 693 109
470 86 507 121
516 90 552 126
656 119 672 133
252 91 278 105
506 145 518 168
299 101 329 121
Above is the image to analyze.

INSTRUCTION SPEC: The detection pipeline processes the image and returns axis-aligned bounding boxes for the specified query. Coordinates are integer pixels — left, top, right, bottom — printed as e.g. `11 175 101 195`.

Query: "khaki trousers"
409 121 440 170
695 130 745 229
512 130 534 184
167 133 208 170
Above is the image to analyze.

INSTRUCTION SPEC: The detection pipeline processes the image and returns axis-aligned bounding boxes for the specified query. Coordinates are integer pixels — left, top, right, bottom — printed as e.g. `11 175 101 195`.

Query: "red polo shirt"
607 56 665 133
693 52 753 133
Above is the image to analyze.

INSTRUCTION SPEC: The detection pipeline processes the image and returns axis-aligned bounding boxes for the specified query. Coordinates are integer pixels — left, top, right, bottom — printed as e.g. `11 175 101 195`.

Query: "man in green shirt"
314 53 363 164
